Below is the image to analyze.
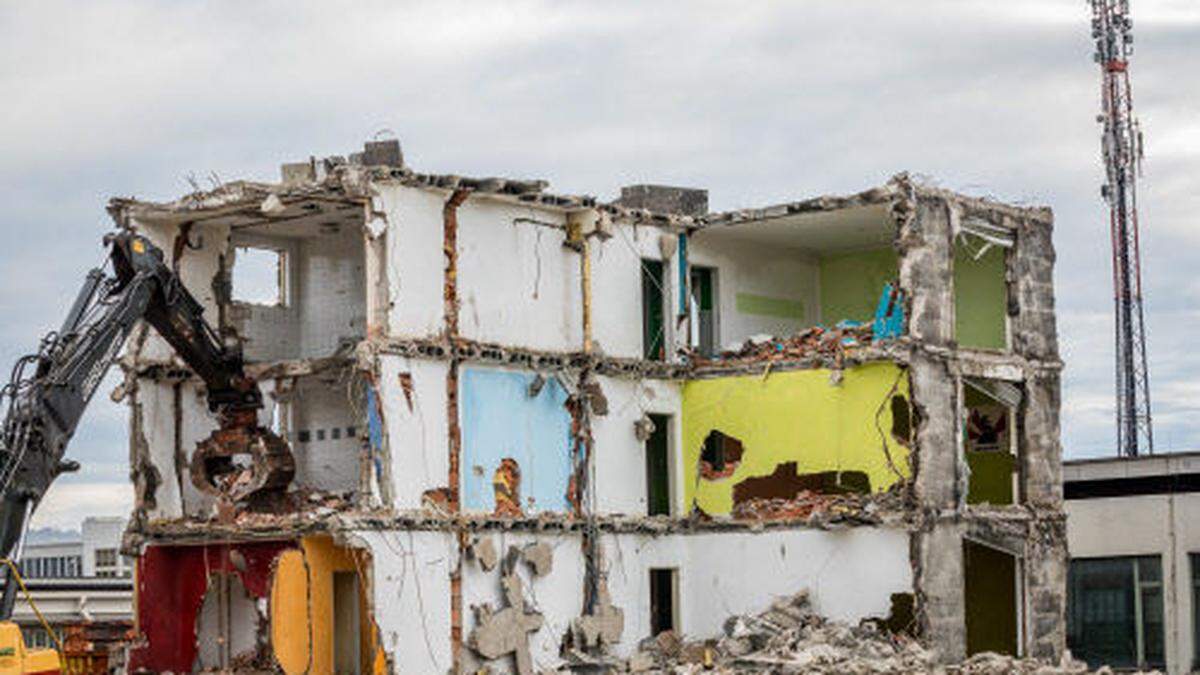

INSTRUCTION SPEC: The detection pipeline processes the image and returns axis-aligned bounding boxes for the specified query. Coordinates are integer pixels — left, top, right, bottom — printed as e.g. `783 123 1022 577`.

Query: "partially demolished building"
110 140 1066 673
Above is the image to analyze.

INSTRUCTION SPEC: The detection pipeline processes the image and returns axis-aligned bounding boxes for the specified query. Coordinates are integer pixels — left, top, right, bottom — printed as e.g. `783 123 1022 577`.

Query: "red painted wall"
127 540 295 673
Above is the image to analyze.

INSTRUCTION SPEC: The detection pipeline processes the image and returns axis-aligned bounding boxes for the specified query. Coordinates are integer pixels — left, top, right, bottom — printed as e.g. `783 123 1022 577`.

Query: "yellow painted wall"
682 362 911 515
271 535 385 674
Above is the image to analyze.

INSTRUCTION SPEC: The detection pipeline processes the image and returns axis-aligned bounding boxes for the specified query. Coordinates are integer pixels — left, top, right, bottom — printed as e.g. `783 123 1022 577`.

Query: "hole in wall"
493 458 523 517
732 462 870 505
890 394 912 445
699 430 744 480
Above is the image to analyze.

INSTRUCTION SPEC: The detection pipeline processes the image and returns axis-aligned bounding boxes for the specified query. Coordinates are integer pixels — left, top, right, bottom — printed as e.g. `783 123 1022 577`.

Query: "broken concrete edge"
371 334 1061 381
127 505 920 548
105 163 1051 244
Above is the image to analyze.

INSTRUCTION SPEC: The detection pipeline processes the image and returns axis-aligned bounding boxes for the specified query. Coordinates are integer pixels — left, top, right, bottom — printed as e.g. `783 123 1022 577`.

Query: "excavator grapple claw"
189 422 295 503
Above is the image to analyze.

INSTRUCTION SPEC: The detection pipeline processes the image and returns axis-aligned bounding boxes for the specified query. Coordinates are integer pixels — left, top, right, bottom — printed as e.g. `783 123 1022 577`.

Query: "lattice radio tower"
1089 0 1154 456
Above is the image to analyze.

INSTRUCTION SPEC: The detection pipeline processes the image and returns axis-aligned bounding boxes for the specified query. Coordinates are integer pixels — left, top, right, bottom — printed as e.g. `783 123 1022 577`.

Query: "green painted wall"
966 451 1015 505
954 241 1007 349
818 248 898 324
681 362 911 515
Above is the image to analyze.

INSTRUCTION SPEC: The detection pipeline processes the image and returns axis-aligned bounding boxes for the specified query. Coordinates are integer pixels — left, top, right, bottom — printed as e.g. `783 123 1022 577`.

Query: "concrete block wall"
295 228 367 356
289 374 361 493
232 228 366 362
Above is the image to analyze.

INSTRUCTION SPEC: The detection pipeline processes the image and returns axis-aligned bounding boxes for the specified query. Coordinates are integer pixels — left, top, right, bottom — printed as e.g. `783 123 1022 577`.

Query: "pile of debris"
729 485 905 526
616 591 1153 674
694 324 875 367
208 487 355 526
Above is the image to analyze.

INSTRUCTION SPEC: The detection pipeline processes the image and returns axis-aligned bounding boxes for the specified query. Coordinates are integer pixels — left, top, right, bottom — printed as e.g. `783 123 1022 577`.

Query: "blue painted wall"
460 367 572 513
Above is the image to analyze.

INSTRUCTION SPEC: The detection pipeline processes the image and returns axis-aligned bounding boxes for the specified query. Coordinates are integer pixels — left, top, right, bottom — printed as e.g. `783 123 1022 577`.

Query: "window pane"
1141 583 1165 666
1138 556 1162 583
1192 553 1200 668
1068 558 1138 669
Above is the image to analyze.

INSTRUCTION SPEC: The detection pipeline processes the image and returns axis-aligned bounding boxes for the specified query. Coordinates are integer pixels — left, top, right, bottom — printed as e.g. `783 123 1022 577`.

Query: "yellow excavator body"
0 623 59 674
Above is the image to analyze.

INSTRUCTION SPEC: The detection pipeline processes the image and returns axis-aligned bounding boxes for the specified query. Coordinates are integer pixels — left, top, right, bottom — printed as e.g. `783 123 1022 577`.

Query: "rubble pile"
728 481 908 526
619 591 1155 674
207 487 355 526
730 490 890 525
694 324 875 367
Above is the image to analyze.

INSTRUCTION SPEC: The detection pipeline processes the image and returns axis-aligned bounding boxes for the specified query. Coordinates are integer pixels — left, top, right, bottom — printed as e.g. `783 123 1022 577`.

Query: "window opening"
642 259 666 360
689 266 716 357
232 245 288 306
649 568 678 636
965 378 1021 505
645 414 672 516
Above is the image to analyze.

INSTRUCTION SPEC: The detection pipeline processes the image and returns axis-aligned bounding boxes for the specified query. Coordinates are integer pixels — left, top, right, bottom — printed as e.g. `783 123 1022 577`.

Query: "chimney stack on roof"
615 184 708 217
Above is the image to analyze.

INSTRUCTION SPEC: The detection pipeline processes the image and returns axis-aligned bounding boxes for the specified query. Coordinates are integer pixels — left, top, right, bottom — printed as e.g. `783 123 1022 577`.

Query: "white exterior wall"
377 184 447 339
591 376 683 515
133 380 186 520
379 355 450 510
355 529 456 674
589 223 675 360
1065 455 1200 675
82 516 129 576
456 200 580 352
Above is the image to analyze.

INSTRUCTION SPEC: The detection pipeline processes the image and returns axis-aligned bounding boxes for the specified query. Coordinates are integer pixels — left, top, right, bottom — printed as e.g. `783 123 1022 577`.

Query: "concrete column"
898 196 954 347
1010 213 1059 362
910 353 959 510
1021 372 1063 507
1024 518 1068 660
917 522 967 662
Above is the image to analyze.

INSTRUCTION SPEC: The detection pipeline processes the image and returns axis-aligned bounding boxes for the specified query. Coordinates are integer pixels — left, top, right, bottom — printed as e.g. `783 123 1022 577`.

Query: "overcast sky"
2 1 1198 530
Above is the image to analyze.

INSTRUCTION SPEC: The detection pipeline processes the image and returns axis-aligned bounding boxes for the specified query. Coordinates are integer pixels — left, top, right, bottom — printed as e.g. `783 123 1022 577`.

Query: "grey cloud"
1 0 1198 523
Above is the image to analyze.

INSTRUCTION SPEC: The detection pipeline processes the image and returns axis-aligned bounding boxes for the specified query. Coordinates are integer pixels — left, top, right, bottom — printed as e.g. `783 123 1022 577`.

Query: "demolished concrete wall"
110 152 1065 673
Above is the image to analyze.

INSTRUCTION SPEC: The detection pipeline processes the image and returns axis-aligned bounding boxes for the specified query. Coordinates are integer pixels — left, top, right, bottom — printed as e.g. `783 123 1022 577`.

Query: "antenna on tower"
1089 0 1154 457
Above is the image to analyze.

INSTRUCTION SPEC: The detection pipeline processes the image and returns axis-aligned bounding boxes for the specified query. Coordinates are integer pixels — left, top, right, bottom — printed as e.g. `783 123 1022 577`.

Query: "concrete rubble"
605 592 1157 675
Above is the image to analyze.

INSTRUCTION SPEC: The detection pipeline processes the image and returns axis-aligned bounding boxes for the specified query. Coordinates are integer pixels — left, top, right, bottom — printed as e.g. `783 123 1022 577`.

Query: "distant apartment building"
11 516 132 669
1064 452 1200 674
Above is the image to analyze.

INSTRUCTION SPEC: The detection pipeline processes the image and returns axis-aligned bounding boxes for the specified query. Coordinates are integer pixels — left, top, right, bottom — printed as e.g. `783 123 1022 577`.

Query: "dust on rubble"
574 591 1159 675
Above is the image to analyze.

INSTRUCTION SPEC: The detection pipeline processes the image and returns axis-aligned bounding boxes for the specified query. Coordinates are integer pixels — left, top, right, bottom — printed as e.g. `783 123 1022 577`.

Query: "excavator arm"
0 232 293 618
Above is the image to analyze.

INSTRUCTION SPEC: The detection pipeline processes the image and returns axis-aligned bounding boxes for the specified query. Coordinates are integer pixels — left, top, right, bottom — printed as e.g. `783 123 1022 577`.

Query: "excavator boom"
0 231 294 619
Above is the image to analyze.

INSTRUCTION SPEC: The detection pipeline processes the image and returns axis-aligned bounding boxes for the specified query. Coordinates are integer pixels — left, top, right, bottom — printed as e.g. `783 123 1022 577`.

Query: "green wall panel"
954 242 1007 349
818 247 898 324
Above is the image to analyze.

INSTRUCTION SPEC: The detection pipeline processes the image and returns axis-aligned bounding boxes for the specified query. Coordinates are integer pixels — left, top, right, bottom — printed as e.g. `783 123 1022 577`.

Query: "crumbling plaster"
344 526 912 674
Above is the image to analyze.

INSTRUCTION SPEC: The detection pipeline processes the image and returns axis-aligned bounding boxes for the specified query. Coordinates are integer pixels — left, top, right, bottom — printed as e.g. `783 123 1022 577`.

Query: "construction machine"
0 232 294 672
